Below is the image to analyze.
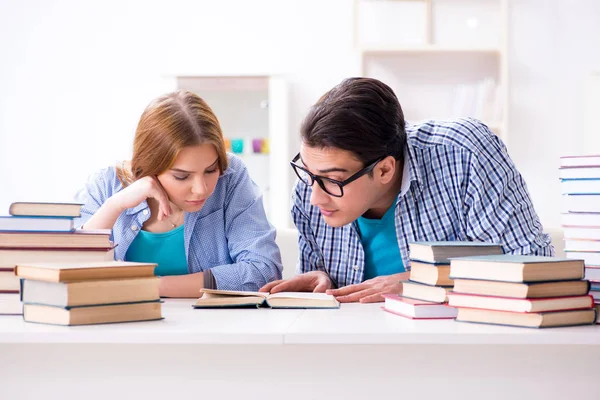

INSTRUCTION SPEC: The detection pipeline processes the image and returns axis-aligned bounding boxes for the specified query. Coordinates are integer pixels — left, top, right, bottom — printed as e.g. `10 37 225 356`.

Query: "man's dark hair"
300 77 406 166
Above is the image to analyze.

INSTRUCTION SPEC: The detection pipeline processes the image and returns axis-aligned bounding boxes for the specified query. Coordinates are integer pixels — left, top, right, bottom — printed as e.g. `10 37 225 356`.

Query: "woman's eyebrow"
170 158 219 174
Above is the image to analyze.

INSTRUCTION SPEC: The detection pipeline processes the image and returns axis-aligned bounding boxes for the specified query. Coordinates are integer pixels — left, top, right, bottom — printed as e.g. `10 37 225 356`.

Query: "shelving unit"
354 0 509 144
159 75 290 228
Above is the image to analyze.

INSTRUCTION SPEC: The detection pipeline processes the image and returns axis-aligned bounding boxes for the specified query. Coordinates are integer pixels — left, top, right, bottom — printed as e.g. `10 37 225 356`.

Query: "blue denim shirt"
74 154 282 291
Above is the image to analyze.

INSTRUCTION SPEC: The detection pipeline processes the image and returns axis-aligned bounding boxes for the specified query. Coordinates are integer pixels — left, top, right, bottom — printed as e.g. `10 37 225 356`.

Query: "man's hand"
259 271 334 294
326 272 409 303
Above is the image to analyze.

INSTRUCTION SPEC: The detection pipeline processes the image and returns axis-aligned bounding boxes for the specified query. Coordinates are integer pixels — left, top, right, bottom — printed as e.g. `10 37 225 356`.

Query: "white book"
564 239 600 252
563 226 600 240
0 293 22 315
560 155 600 168
565 251 600 266
562 213 600 227
561 179 600 195
560 167 600 180
585 267 600 281
563 195 600 213
0 216 75 232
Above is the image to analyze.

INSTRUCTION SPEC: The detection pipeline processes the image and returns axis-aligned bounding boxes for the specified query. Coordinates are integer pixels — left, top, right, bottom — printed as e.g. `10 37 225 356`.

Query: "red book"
447 292 594 313
382 294 457 320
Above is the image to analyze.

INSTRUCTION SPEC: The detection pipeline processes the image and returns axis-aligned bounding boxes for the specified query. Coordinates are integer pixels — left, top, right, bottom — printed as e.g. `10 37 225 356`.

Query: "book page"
267 292 335 300
200 289 269 298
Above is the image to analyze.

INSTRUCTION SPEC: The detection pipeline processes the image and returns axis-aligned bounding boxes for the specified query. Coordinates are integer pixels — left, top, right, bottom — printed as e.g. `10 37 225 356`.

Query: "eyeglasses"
290 153 384 197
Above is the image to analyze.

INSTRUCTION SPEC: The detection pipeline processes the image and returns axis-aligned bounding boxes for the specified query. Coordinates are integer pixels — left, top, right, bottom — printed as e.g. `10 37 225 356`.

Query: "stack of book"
560 155 600 322
448 255 597 328
383 241 503 319
0 201 115 315
16 261 162 325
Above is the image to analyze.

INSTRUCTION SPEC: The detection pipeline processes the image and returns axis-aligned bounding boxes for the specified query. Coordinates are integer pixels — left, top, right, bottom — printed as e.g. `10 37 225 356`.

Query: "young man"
260 77 554 303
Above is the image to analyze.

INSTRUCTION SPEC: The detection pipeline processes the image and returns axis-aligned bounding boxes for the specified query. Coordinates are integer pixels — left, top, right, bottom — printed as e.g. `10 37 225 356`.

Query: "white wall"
0 0 357 227
508 0 600 229
0 0 599 232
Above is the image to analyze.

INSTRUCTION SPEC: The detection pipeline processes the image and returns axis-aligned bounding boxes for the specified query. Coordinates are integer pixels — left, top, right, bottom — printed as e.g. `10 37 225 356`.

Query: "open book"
194 289 340 309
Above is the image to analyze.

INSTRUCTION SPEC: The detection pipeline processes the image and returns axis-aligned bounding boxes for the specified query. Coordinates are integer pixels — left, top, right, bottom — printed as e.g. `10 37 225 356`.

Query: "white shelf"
164 75 290 228
360 45 501 55
355 0 509 145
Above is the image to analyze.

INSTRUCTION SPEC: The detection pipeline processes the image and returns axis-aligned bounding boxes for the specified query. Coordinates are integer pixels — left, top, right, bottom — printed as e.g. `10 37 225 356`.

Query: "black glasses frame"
290 153 385 198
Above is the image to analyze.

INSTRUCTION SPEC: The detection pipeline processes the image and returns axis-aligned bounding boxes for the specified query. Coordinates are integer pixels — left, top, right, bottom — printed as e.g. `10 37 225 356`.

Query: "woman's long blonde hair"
117 90 228 186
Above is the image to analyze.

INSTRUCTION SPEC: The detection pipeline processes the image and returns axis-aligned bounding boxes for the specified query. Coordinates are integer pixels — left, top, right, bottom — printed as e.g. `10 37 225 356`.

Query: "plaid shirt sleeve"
460 121 554 256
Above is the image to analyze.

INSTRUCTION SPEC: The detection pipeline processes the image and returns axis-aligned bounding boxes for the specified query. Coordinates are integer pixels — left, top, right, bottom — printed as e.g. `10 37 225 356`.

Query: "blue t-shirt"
356 204 405 281
125 225 188 276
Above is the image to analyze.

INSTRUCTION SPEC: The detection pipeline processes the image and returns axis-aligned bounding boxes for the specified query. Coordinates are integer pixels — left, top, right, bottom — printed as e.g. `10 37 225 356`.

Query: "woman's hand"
82 175 172 230
112 176 172 220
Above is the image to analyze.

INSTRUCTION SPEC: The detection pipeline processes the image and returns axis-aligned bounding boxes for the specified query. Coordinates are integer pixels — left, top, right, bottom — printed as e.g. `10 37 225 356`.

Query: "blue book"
0 216 75 232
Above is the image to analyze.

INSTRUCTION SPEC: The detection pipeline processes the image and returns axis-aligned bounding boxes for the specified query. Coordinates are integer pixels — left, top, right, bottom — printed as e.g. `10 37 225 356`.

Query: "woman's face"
157 144 221 213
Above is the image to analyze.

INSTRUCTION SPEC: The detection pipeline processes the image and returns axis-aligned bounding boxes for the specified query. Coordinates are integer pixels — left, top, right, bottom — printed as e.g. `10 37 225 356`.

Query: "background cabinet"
162 75 291 228
354 0 509 144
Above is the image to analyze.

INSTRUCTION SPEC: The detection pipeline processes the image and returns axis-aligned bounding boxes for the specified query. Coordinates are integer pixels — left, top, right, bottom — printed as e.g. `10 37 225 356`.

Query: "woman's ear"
377 156 397 184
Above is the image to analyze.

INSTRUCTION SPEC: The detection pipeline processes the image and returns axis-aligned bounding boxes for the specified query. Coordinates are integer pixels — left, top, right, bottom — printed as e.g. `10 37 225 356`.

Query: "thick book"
0 269 19 292
455 307 597 328
564 239 600 252
449 255 585 282
408 241 503 264
0 247 115 269
9 202 82 218
561 179 600 195
559 155 600 168
409 260 452 286
563 194 600 213
382 294 457 319
21 277 160 307
563 226 600 240
8 201 83 218
23 301 163 326
194 289 340 309
0 216 75 232
0 230 112 249
447 293 594 313
584 267 600 281
559 167 600 180
15 261 156 283
451 279 591 299
401 280 451 303
562 212 600 227
565 251 600 266
0 293 22 315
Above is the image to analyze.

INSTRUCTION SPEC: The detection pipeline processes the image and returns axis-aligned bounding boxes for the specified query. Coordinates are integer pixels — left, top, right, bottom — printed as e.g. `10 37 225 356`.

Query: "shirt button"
143 209 149 215
353 265 359 271
131 225 138 231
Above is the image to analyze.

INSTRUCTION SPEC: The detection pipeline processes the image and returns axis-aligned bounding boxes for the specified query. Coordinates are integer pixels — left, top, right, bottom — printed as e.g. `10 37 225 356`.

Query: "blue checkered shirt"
74 154 282 291
292 118 554 288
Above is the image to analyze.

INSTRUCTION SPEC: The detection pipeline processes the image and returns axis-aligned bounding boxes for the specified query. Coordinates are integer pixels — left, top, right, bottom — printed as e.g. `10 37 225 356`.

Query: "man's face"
299 145 382 227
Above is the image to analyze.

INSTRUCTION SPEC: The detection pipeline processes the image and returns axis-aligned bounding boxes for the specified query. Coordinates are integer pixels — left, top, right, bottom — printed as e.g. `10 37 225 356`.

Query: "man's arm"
462 125 554 256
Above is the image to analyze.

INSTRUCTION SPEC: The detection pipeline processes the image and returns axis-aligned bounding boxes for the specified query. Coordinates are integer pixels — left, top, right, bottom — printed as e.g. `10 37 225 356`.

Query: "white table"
1 299 599 400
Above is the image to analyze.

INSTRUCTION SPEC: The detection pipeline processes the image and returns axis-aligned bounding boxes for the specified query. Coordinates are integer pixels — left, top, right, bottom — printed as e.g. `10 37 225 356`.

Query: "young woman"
75 90 282 297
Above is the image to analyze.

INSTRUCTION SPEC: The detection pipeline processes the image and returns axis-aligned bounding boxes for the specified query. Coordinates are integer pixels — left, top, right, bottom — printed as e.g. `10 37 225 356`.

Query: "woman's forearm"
81 196 125 230
159 272 205 298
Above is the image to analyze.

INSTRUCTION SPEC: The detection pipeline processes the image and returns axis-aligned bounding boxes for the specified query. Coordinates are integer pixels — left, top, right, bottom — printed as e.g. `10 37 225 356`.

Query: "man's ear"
377 156 397 184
